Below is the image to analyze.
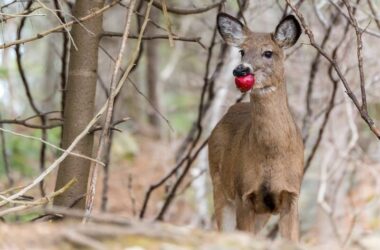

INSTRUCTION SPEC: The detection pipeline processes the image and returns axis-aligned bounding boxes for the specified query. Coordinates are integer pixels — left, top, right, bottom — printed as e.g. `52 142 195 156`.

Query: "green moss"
4 211 41 223
0 127 62 178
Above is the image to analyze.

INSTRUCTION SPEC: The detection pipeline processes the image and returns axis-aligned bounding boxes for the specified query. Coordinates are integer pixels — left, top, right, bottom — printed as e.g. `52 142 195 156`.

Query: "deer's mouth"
252 84 277 96
250 72 276 96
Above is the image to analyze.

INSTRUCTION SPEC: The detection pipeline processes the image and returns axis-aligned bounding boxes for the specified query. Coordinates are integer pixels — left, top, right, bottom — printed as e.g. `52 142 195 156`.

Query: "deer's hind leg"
279 191 299 241
236 196 271 234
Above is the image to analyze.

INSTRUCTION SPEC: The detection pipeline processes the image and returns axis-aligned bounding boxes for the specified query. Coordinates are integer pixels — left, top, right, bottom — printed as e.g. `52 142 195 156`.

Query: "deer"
208 13 304 242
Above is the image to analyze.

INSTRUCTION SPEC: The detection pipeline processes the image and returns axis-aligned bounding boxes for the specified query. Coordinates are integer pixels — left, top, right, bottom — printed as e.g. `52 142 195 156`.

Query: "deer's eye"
239 50 245 57
263 51 273 59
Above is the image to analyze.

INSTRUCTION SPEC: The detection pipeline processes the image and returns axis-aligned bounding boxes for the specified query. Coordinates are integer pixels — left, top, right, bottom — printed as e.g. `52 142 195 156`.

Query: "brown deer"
208 13 304 241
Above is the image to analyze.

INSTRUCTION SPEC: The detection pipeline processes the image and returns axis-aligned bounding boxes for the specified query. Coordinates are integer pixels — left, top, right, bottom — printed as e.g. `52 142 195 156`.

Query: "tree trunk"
146 8 162 137
54 0 105 209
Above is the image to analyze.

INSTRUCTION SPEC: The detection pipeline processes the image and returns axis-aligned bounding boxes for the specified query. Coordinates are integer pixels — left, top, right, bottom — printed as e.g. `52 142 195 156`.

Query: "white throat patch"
252 85 277 96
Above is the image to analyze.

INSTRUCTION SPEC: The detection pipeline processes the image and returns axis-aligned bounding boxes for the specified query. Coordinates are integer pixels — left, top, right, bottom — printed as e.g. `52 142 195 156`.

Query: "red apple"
234 74 255 92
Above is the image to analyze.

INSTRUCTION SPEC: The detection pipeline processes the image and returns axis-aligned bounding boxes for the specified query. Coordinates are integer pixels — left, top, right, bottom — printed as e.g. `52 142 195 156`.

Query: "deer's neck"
249 83 297 151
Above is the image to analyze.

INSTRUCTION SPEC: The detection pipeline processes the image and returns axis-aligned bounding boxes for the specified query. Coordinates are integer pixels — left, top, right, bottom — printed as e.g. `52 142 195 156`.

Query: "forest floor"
94 134 201 225
0 220 307 250
1 218 379 250
1 136 379 249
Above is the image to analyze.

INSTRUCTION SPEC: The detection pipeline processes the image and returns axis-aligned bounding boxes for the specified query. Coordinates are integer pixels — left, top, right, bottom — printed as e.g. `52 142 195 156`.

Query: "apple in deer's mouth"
234 74 255 92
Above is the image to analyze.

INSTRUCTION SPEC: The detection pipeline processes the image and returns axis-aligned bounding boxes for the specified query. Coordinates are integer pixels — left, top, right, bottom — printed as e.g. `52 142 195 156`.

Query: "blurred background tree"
0 0 380 248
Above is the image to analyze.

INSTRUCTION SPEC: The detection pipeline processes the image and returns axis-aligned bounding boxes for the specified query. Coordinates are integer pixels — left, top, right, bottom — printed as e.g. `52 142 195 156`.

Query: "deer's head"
217 13 301 97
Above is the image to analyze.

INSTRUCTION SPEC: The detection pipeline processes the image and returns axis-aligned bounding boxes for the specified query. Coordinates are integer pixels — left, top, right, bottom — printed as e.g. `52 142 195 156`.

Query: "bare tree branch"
328 0 380 38
101 32 206 48
285 0 380 139
0 0 121 49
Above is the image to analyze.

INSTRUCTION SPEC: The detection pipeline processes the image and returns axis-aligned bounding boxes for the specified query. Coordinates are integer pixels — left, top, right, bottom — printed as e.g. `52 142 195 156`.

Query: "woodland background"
0 0 380 249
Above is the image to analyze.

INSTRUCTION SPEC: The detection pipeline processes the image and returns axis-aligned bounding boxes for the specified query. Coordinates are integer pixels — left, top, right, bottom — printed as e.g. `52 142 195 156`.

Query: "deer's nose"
233 64 251 77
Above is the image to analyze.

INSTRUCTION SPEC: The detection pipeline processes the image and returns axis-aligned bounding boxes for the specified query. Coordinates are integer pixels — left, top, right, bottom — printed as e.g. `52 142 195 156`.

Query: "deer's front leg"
279 192 299 242
236 197 255 232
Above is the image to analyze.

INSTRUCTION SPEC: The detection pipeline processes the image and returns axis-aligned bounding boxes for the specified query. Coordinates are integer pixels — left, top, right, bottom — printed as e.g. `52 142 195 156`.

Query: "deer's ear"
217 13 246 47
273 15 302 48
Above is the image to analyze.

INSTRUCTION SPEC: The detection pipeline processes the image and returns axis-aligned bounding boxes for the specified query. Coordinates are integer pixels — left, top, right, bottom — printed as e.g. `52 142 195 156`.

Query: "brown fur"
209 14 304 241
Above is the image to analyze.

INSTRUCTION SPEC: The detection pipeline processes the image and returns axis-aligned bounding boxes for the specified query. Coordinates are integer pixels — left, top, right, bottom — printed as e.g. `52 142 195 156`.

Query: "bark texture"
53 0 105 209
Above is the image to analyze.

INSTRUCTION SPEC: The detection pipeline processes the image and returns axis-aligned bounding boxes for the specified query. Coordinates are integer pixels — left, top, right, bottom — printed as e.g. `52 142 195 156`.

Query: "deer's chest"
234 143 302 197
